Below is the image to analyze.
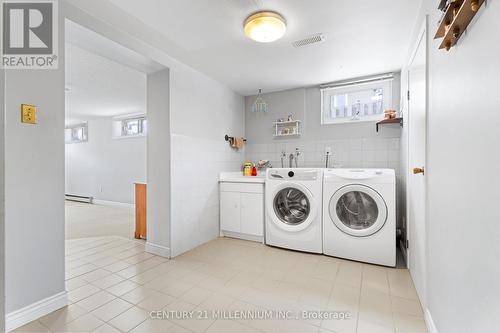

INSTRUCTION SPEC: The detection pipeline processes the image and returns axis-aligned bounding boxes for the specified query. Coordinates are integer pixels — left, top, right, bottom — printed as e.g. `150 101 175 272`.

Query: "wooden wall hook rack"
434 0 485 51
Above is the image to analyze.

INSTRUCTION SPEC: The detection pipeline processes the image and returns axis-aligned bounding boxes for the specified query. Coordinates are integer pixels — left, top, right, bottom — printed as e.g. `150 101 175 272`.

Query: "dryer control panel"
324 168 395 184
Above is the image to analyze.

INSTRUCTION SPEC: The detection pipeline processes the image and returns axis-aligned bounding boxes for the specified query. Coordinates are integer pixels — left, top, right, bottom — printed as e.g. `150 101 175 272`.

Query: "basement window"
112 115 147 138
320 74 394 124
65 123 88 144
122 117 147 136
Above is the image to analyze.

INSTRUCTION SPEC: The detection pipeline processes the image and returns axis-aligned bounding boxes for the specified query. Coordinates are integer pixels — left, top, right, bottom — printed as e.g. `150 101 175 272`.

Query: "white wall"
0 62 5 333
406 1 500 332
146 69 171 257
4 8 66 321
170 65 245 257
245 83 404 224
65 117 146 204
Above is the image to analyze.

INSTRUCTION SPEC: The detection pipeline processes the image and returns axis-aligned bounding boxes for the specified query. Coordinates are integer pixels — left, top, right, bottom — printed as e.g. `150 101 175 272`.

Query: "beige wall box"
21 104 37 124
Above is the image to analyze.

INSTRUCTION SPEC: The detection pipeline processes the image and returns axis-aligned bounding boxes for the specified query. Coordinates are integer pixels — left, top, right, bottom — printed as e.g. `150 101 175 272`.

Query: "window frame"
320 78 394 125
65 123 88 144
121 116 147 137
113 115 147 139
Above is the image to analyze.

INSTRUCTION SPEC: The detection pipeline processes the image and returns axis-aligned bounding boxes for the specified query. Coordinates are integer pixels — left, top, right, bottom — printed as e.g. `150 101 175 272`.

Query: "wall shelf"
272 120 302 126
434 0 485 51
376 117 403 132
273 133 301 138
273 120 301 138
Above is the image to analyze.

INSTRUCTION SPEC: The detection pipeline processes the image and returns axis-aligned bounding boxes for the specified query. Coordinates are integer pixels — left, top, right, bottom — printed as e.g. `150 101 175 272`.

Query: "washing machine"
323 169 396 266
265 168 323 253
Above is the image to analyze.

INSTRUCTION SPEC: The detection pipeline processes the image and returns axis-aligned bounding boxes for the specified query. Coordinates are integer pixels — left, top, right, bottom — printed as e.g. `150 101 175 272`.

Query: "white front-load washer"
323 169 396 266
265 168 323 253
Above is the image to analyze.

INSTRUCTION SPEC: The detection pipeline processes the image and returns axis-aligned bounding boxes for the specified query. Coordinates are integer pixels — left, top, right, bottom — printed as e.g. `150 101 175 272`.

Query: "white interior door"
407 20 428 306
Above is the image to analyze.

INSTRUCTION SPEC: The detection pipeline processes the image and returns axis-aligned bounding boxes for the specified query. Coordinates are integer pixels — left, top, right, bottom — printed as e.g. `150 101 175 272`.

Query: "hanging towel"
233 137 244 149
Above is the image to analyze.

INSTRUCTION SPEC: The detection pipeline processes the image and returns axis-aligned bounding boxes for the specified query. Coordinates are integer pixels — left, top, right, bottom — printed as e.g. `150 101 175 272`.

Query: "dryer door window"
336 191 378 229
273 187 310 225
329 184 387 237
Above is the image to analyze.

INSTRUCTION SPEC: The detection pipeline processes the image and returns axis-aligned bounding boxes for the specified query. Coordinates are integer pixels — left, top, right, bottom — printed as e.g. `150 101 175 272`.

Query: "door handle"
413 167 425 175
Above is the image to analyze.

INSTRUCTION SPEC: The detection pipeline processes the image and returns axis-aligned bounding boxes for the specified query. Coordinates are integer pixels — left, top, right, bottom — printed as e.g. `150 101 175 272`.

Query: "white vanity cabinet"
220 191 241 233
219 175 265 243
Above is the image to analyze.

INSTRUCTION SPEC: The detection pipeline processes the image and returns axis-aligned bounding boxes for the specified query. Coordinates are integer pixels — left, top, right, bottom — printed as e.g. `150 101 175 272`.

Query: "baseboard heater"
65 194 94 204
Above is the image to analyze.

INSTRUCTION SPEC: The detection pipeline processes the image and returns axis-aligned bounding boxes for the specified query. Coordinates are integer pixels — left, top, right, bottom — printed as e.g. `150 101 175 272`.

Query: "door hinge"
406 239 409 248
407 90 410 100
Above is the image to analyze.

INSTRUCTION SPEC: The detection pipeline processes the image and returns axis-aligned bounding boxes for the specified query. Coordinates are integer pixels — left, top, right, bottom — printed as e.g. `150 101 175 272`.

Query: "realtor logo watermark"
2 0 58 69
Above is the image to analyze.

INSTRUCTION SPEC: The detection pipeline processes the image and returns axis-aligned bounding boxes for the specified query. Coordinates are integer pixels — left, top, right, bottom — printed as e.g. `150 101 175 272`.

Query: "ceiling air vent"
292 33 325 48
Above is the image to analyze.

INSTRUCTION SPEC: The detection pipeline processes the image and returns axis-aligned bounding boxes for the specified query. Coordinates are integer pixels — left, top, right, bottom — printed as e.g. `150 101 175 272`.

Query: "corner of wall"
5 292 67 332
145 242 171 258
146 69 171 256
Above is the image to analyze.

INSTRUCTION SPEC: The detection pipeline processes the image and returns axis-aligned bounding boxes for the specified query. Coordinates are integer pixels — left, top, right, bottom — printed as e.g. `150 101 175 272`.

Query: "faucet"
294 148 301 168
325 151 333 168
280 151 286 168
289 153 295 168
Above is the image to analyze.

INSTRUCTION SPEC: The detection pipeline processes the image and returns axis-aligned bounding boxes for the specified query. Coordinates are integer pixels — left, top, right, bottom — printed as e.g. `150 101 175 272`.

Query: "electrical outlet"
99 186 103 193
21 104 37 124
325 146 332 155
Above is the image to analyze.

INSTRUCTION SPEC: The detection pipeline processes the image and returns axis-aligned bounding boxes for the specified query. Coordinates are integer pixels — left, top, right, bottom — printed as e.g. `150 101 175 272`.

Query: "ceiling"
65 20 163 120
106 0 422 96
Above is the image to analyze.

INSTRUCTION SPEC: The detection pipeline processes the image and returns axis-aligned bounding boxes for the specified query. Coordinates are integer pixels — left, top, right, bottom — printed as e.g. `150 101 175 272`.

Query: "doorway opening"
64 19 163 241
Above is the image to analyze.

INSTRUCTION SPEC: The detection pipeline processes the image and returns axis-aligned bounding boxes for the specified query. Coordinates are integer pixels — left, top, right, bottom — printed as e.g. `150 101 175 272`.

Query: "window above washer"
320 74 395 125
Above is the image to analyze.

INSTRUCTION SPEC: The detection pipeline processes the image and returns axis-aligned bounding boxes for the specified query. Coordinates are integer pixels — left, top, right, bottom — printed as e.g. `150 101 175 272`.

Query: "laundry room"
4 1 499 333
243 82 404 227
222 74 404 266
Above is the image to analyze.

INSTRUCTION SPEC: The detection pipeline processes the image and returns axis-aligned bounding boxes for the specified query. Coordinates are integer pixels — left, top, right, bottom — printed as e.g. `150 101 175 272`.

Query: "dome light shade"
244 11 286 43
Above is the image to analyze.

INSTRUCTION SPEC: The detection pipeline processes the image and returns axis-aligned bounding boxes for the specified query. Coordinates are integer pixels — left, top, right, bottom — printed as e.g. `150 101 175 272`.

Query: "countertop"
219 172 265 184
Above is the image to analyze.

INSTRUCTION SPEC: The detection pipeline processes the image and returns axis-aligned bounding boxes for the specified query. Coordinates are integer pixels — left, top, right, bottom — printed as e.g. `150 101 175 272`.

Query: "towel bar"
224 134 247 142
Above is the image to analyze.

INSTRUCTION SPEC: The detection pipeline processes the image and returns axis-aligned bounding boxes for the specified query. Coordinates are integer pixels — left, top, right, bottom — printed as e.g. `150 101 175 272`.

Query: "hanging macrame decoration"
252 89 268 113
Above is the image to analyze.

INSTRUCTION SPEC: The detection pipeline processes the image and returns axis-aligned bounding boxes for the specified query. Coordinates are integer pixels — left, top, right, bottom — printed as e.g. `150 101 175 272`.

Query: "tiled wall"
245 137 400 172
170 134 244 256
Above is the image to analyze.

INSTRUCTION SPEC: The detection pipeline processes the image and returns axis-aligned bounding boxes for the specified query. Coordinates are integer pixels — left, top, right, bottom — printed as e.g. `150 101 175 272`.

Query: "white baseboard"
424 308 438 333
93 199 134 208
145 242 171 258
221 230 264 243
6 291 67 332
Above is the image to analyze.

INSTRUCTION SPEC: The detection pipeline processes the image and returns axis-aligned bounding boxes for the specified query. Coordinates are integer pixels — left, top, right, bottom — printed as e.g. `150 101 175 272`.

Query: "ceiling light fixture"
244 11 287 43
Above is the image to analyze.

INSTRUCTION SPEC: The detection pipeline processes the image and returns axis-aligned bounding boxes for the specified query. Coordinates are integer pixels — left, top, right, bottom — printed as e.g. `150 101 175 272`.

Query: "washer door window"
329 184 387 237
274 187 310 225
269 183 317 232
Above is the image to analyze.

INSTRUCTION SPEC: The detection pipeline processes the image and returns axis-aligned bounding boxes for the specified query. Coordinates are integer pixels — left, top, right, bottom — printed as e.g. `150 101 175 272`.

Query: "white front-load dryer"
323 169 396 266
265 168 323 253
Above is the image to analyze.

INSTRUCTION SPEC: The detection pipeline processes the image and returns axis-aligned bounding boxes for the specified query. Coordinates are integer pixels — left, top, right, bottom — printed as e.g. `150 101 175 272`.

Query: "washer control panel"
268 169 318 181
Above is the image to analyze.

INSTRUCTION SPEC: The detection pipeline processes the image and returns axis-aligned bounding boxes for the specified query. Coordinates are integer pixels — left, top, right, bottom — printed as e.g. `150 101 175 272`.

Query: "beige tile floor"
65 202 135 240
14 236 427 333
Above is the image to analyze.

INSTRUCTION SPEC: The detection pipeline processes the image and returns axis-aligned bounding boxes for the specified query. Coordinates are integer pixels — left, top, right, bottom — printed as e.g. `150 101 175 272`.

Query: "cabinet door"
240 192 264 236
220 191 241 232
